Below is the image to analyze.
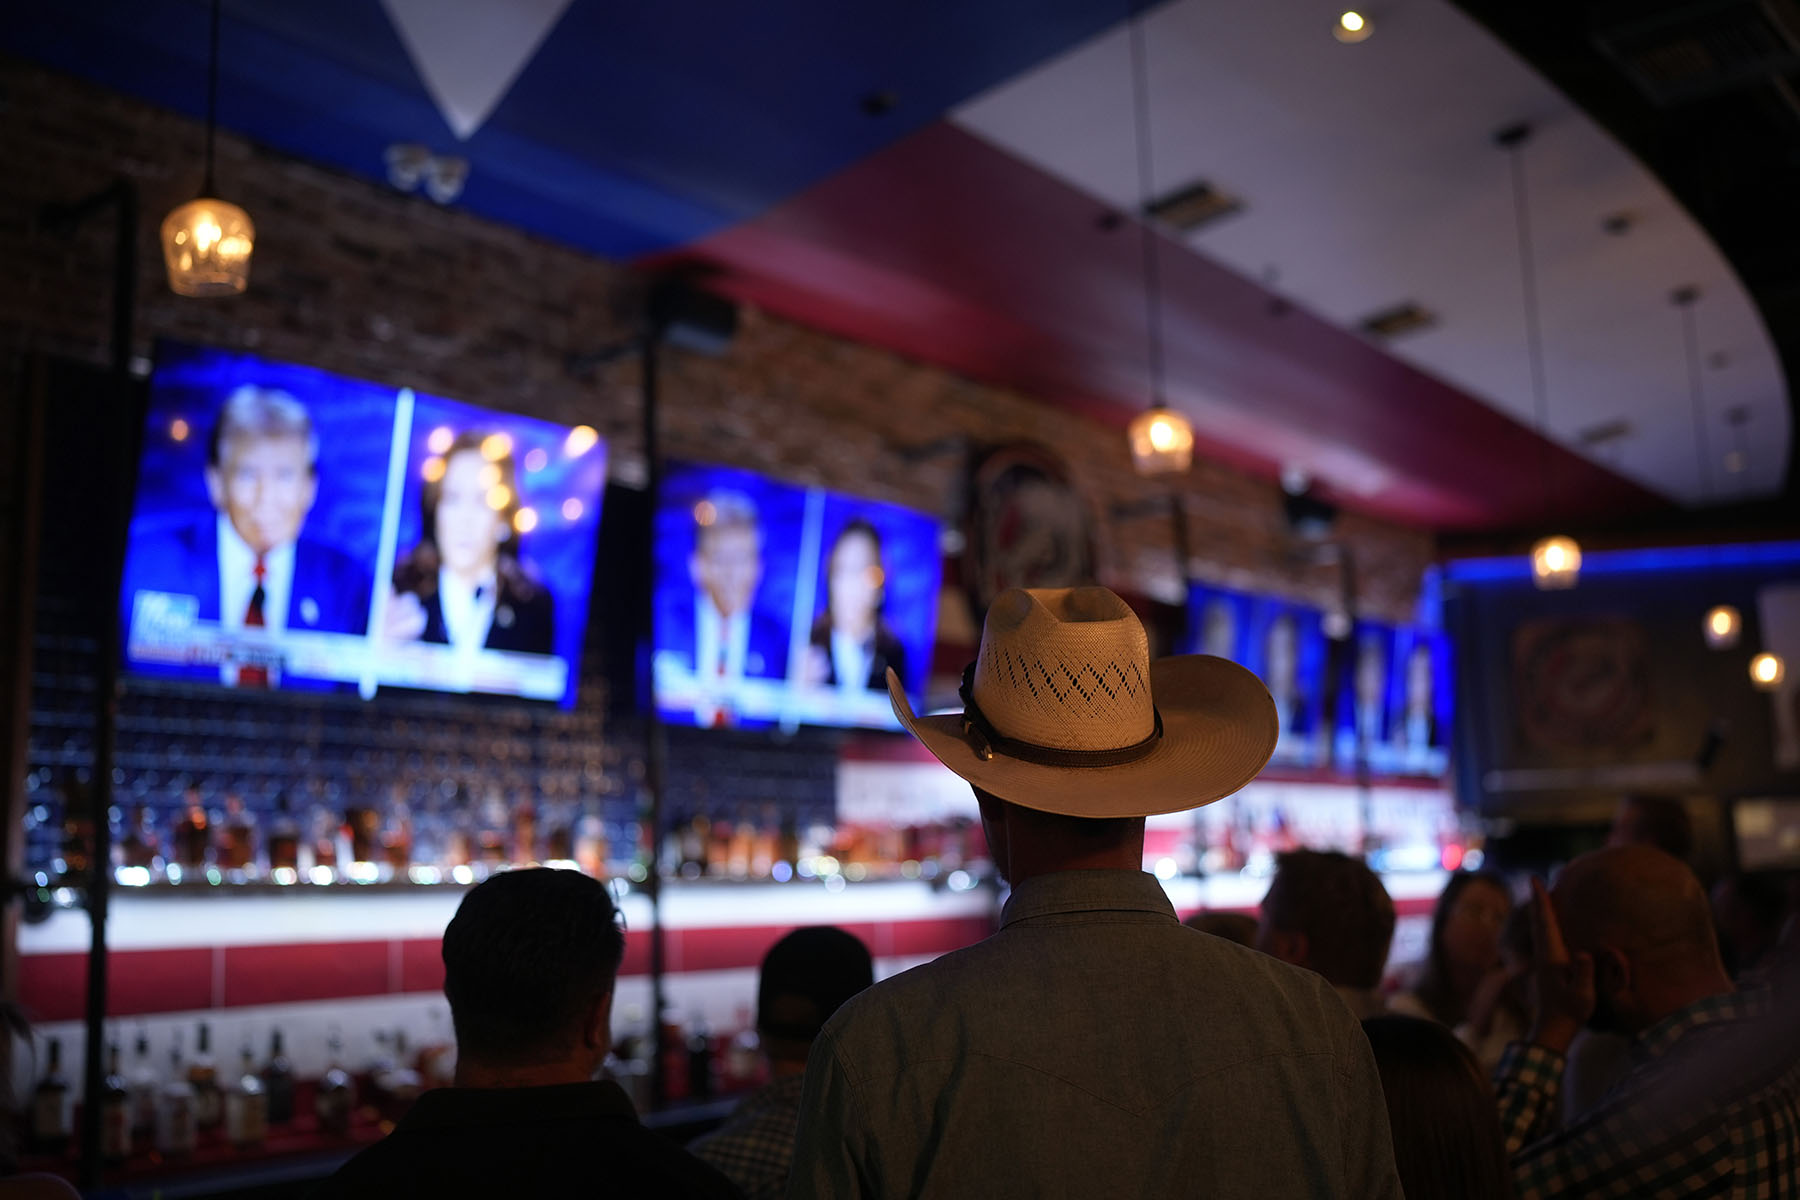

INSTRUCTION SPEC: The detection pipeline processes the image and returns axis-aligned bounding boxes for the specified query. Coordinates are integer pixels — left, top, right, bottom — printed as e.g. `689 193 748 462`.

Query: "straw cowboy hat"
888 586 1278 819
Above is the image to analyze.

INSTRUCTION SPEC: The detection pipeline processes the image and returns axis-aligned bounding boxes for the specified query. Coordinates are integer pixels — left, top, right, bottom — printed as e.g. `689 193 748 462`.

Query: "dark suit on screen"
416 577 555 656
121 520 370 686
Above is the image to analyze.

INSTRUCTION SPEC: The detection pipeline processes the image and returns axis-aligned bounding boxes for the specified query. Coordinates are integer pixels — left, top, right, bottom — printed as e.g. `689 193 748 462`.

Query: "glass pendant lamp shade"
1128 405 1195 476
1530 535 1581 590
1703 605 1741 650
161 198 254 297
1751 652 1786 691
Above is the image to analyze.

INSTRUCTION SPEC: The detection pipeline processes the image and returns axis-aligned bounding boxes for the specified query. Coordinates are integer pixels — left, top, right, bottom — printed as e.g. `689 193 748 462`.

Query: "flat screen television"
1183 585 1326 767
1334 620 1400 772
652 461 942 731
1387 626 1453 777
119 342 607 707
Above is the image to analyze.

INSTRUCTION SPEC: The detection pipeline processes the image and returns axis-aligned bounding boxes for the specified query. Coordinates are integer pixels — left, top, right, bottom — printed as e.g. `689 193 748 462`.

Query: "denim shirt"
788 869 1401 1199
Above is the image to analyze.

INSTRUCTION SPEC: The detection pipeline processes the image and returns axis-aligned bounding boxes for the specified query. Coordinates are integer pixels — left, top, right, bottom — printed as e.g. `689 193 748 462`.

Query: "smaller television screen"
1387 627 1453 777
1731 796 1800 872
1181 585 1254 662
1334 620 1400 772
120 343 607 706
1243 597 1328 768
652 462 942 731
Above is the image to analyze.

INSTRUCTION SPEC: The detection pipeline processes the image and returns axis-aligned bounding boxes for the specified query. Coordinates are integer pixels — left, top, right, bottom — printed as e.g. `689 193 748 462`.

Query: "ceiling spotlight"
1335 11 1373 43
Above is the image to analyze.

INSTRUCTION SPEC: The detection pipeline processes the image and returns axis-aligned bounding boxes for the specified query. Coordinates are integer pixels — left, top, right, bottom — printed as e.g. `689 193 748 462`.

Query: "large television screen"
1182 585 1326 767
652 462 942 730
120 343 607 706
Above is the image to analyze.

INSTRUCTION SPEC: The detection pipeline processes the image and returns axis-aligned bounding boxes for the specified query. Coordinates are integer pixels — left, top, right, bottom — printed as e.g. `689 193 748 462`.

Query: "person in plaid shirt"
1495 845 1800 1199
690 927 873 1200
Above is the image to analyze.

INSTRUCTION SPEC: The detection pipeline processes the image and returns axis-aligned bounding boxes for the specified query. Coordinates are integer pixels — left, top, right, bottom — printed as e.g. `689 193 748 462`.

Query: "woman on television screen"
805 518 905 692
385 430 554 655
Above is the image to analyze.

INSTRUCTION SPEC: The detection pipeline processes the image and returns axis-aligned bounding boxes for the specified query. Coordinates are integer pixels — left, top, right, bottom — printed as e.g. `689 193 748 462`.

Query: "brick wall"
0 55 1434 623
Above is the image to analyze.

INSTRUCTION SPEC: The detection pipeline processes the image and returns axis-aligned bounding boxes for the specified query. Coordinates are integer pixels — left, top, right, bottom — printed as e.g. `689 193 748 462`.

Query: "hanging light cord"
204 0 221 196
1128 13 1166 410
1677 291 1713 503
1502 130 1554 526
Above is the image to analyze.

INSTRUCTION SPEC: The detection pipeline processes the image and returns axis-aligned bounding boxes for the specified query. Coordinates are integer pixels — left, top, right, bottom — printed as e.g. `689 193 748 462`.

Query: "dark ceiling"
1452 0 1800 517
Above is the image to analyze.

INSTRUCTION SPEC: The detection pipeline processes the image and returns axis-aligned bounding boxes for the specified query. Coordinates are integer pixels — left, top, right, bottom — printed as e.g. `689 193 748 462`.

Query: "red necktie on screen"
238 555 269 688
712 617 731 727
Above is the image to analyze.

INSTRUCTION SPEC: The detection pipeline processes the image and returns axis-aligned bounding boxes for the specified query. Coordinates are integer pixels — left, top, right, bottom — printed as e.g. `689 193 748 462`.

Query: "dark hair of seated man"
317 868 742 1200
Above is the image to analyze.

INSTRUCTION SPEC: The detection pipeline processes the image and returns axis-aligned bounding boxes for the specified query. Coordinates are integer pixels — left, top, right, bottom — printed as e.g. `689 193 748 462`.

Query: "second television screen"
653 462 942 731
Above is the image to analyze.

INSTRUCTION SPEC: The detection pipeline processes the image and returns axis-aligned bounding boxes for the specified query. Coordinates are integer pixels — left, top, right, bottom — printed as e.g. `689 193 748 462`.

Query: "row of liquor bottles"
23 1020 447 1165
24 1007 778 1168
40 785 993 891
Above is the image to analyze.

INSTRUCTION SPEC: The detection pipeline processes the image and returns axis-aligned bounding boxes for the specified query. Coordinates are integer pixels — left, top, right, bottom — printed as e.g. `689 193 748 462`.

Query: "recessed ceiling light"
1144 180 1243 233
1358 301 1436 339
1335 11 1372 43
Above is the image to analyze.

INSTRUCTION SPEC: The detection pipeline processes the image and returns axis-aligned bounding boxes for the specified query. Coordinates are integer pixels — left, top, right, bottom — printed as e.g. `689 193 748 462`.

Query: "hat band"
959 661 1164 768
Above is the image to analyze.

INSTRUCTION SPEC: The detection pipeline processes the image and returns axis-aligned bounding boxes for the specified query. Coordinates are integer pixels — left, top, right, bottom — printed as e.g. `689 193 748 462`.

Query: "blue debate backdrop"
653 461 942 731
119 342 607 707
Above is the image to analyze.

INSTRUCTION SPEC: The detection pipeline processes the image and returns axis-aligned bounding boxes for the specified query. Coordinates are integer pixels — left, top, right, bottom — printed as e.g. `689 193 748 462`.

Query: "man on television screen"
672 489 788 725
124 386 371 686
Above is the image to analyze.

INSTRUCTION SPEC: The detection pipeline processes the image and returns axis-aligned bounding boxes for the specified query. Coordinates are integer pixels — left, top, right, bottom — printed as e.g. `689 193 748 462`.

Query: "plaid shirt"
1495 987 1800 1199
688 1072 806 1200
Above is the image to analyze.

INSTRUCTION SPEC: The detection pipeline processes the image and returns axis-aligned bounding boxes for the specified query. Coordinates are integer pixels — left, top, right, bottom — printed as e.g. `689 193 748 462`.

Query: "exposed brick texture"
0 55 1432 622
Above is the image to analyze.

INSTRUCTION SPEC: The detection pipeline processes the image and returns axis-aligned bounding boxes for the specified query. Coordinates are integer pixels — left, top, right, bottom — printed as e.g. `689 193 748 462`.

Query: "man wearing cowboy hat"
788 587 1401 1198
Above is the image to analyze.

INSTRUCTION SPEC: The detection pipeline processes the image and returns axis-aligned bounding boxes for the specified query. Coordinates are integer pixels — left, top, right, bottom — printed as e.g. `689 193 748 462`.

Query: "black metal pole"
58 177 138 1192
640 335 671 1111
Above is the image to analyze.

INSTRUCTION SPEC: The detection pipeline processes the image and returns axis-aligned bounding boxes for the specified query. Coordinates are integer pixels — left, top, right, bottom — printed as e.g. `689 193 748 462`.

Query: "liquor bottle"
308 803 340 882
510 799 538 867
261 1029 295 1125
116 805 164 877
723 1004 763 1093
57 770 94 888
218 794 258 882
128 1029 160 1140
267 794 300 883
727 809 754 879
224 1045 268 1149
314 1030 355 1136
381 792 412 880
416 1008 455 1089
155 1045 196 1157
376 1029 421 1107
543 800 574 864
172 792 210 877
101 1041 132 1165
345 804 380 868
188 1022 221 1129
29 1036 71 1155
685 1013 715 1100
574 803 607 878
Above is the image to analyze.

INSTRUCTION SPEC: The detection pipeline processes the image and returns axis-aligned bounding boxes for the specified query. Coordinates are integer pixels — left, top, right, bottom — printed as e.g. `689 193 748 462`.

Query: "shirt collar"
1632 986 1757 1062
999 869 1177 929
395 1080 638 1135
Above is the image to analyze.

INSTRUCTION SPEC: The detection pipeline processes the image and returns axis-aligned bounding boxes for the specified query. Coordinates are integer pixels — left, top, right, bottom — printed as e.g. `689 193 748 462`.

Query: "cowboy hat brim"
887 656 1279 819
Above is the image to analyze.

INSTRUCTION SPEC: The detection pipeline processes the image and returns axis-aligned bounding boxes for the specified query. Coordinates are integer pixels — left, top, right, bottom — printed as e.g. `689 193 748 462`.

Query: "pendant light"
1124 12 1194 476
161 0 254 297
1751 652 1786 691
1673 285 1743 650
1497 124 1579 589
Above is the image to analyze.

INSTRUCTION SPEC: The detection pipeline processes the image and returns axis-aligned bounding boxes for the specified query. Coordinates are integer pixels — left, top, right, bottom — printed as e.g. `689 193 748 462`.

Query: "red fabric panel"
222 941 388 1007
19 947 217 1022
17 952 89 1023
886 915 994 958
399 938 445 994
